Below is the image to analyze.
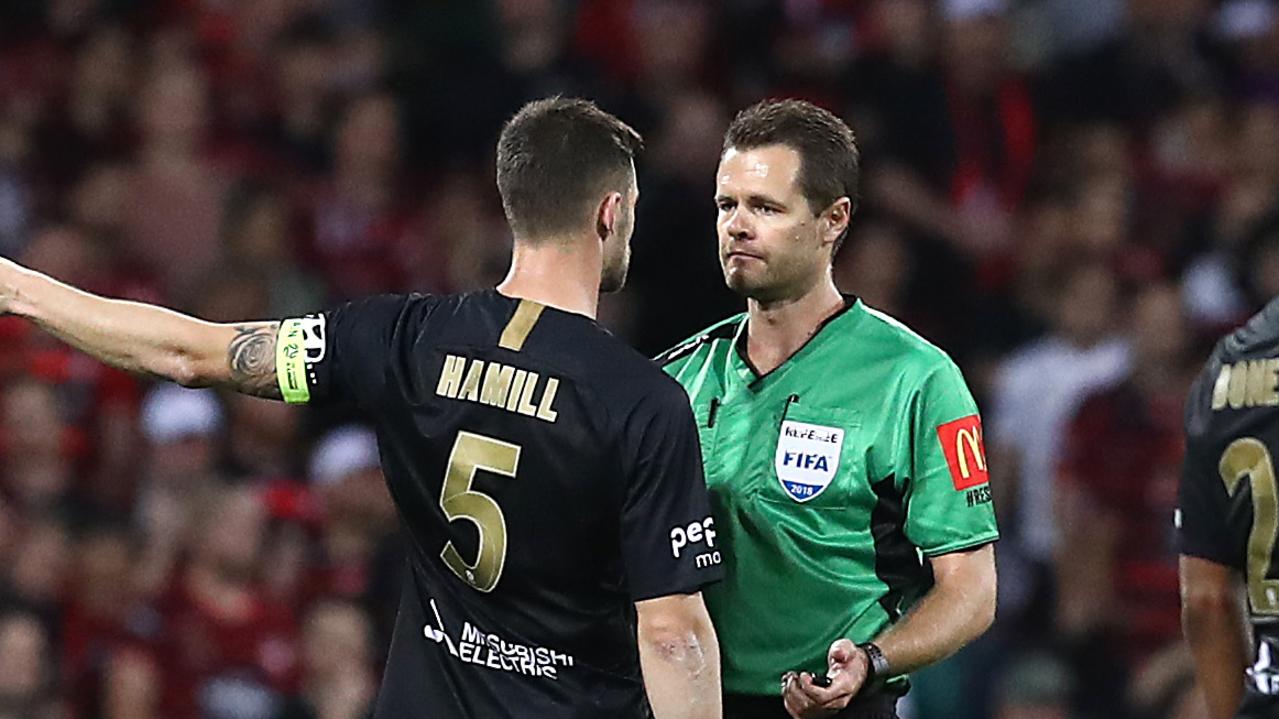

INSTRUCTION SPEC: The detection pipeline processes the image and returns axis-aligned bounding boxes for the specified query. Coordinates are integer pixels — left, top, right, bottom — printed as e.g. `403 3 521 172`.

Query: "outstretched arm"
0 257 282 398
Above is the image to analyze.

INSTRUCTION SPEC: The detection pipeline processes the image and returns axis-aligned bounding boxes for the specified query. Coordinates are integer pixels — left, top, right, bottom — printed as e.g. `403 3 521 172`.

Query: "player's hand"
781 639 869 718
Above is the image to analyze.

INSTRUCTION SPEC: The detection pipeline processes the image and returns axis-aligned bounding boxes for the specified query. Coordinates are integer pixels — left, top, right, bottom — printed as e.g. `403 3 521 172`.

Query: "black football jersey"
276 290 723 718
1181 297 1279 713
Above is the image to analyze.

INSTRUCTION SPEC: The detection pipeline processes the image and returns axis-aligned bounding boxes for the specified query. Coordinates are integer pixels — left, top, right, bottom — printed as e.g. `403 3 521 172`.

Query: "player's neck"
497 238 602 319
745 277 844 375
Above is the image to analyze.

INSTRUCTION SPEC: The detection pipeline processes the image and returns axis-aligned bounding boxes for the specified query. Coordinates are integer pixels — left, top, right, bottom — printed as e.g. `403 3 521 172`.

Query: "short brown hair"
724 99 860 251
496 97 643 239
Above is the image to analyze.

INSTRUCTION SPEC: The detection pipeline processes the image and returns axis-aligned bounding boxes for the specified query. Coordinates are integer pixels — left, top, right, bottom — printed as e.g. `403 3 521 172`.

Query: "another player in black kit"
1181 298 1279 719
0 98 723 718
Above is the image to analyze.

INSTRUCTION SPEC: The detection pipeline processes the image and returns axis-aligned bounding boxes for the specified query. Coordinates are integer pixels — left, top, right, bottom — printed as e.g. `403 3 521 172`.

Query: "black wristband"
857 642 891 685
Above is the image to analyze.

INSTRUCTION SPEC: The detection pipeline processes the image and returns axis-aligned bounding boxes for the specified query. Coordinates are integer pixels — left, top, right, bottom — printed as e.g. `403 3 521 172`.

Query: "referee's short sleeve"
276 294 410 408
903 360 1001 556
617 381 723 601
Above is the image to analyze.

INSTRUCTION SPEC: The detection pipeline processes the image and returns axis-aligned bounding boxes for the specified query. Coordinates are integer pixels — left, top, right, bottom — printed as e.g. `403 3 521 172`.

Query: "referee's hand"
781 639 869 718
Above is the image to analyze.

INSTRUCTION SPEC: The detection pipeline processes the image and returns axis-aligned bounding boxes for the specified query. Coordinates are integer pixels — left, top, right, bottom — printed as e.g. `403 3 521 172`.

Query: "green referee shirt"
659 297 999 696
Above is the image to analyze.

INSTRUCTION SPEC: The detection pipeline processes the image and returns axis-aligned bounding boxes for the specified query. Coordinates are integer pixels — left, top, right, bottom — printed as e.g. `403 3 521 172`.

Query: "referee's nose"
723 207 753 242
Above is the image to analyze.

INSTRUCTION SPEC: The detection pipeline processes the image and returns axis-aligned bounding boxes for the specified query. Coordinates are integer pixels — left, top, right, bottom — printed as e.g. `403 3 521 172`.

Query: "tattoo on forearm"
228 323 282 399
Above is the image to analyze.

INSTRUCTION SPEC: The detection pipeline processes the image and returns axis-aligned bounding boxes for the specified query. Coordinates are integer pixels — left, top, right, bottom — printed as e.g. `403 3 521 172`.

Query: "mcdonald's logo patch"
937 415 988 491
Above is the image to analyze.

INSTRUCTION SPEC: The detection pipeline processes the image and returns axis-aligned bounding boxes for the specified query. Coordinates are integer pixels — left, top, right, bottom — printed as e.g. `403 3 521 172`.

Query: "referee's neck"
745 280 844 373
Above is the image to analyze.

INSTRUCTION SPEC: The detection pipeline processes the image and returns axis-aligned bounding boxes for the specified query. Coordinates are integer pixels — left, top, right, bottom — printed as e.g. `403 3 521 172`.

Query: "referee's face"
715 145 830 303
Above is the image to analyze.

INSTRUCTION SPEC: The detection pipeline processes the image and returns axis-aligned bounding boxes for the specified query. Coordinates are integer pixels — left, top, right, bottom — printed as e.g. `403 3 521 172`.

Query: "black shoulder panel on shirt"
654 337 706 366
707 321 738 340
654 322 737 366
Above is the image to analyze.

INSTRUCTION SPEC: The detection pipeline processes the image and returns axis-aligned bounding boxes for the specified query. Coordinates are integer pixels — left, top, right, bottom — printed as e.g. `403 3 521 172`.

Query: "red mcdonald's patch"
937 415 988 491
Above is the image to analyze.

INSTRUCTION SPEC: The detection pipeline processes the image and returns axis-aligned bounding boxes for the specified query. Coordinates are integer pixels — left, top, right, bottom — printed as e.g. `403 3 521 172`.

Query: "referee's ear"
821 196 853 256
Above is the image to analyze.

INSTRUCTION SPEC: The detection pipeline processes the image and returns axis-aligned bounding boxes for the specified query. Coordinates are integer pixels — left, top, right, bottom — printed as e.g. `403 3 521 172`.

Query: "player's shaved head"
497 97 643 241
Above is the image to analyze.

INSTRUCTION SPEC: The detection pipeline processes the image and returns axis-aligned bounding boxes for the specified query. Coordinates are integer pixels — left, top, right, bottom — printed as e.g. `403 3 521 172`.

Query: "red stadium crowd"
2 1 1279 718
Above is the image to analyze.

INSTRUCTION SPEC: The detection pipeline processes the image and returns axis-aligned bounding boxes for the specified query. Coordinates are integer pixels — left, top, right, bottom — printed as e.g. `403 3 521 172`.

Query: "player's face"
715 145 832 303
600 170 638 294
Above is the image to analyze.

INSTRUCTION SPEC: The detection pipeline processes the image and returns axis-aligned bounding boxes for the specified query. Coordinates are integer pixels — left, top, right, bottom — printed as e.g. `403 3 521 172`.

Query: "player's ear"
596 192 623 243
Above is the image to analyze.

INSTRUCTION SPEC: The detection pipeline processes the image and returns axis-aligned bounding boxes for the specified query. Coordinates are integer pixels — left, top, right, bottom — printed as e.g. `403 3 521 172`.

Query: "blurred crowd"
2 0 1279 717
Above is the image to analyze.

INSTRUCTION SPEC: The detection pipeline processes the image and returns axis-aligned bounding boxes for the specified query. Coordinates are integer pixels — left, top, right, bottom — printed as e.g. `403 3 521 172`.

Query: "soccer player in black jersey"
0 98 723 718
1181 298 1279 719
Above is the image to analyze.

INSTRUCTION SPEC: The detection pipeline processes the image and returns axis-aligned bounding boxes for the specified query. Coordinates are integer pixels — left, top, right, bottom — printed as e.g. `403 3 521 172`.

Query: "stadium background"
1 0 1276 717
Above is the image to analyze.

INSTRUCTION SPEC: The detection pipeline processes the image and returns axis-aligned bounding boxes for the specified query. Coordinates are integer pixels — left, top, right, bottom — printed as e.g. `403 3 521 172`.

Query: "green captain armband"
276 318 311 404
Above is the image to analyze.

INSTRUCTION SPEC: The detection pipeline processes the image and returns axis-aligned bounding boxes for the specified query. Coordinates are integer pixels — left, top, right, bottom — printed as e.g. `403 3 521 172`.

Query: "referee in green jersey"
658 100 999 719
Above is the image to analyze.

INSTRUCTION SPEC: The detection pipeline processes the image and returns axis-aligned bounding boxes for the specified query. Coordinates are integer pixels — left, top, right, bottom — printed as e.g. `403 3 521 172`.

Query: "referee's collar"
732 294 860 384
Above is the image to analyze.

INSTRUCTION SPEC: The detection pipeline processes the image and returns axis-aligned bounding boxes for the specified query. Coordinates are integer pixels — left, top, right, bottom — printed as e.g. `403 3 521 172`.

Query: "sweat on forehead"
719 146 799 184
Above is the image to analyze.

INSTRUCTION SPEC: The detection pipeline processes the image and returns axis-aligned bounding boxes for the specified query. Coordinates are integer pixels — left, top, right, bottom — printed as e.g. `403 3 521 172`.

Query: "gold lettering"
437 354 466 399
1267 359 1279 407
506 370 528 412
517 372 540 417
437 360 561 424
1212 364 1231 410
955 427 986 480
459 359 485 402
536 378 560 423
480 363 516 407
1229 361 1249 409
1248 360 1270 408
973 428 987 470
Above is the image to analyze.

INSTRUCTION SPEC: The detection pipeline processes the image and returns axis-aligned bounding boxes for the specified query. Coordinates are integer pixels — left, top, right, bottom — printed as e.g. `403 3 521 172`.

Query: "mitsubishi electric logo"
422 597 575 680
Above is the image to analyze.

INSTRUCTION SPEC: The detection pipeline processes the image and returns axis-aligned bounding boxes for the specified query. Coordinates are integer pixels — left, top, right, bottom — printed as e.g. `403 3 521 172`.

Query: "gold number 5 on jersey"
440 432 522 593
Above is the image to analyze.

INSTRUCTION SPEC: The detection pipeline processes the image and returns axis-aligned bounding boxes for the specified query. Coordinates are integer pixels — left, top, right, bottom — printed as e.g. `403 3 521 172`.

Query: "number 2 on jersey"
440 432 521 593
1219 437 1279 614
